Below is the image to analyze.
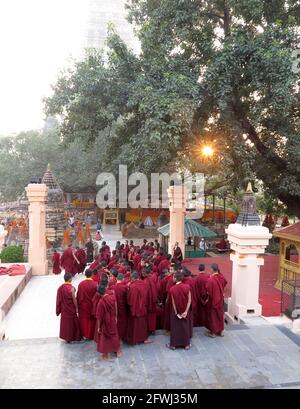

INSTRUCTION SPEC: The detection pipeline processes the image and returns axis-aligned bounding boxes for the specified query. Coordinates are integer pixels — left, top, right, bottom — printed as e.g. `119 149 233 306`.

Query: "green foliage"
0 245 24 263
44 0 300 215
265 239 280 255
0 129 107 201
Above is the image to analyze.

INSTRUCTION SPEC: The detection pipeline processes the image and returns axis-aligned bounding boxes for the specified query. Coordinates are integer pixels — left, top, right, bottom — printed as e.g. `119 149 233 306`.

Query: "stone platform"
1 319 300 389
0 264 32 339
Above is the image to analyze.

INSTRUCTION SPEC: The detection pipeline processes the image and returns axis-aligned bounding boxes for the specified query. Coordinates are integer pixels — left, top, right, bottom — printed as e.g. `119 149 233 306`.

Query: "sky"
0 0 88 135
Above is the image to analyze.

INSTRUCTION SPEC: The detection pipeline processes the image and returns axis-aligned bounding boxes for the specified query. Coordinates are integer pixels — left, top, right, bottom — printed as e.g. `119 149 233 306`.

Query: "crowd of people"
55 238 227 360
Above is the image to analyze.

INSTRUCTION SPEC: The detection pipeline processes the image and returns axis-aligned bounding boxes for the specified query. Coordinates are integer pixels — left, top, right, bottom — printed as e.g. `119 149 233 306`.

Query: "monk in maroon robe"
182 268 196 336
77 269 97 339
126 271 152 345
56 272 81 342
96 285 122 360
108 268 118 289
74 247 87 274
142 267 158 333
206 263 227 337
157 254 172 276
111 273 128 340
167 271 192 350
61 245 77 276
195 264 210 327
133 250 143 271
163 266 176 333
173 242 183 263
52 250 61 275
156 269 169 330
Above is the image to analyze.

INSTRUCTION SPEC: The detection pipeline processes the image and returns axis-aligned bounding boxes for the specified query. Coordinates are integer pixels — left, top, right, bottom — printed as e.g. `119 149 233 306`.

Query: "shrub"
0 245 24 263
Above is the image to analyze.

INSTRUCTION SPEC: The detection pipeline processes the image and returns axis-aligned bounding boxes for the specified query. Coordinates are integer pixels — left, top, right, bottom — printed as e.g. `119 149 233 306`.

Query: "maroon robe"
206 273 227 334
195 273 210 327
52 252 61 275
77 278 97 339
182 276 197 329
154 254 166 266
157 259 171 276
92 274 100 284
126 280 149 344
144 275 158 333
108 276 117 289
111 282 128 340
96 292 120 354
169 282 192 348
56 283 81 342
61 248 76 276
163 275 175 332
133 254 142 270
74 249 87 274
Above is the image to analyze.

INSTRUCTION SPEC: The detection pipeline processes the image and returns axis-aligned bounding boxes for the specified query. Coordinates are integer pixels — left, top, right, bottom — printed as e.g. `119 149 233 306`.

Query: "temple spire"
236 182 260 226
246 182 253 193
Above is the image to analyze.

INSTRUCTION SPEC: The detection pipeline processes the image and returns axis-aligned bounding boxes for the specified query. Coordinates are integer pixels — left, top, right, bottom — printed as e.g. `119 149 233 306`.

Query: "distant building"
84 0 140 53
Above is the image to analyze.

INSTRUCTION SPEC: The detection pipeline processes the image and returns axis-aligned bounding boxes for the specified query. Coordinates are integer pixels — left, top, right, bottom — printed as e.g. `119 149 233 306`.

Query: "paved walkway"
2 224 300 389
1 318 300 389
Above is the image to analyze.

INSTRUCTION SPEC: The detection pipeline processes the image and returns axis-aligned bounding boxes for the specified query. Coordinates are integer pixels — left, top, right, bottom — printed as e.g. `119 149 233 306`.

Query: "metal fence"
281 280 300 319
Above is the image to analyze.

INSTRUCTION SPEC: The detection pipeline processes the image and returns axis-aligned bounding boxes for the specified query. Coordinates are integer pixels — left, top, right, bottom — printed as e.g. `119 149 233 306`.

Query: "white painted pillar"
167 185 187 259
225 223 271 323
25 184 48 276
0 225 7 251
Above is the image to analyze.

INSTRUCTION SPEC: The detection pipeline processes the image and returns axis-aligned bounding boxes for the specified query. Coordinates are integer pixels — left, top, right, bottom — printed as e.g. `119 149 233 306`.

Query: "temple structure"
41 164 65 246
226 183 271 323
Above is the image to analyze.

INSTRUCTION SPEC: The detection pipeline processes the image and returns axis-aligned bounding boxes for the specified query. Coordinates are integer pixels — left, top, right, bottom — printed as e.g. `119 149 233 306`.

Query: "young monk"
142 266 158 334
52 250 61 275
77 269 97 340
56 272 82 343
167 271 192 350
110 273 128 341
195 264 210 327
96 285 122 360
74 246 87 274
206 263 227 338
61 245 77 276
126 271 152 345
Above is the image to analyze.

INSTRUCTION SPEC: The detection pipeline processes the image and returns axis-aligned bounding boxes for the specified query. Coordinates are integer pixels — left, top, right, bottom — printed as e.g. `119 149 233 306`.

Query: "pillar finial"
47 163 51 171
246 182 253 193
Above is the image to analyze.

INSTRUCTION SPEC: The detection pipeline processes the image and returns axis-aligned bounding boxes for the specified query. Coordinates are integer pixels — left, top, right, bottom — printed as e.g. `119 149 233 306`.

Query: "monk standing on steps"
205 263 227 338
77 269 97 340
166 271 192 350
56 272 82 343
61 244 77 276
52 249 61 275
96 285 122 360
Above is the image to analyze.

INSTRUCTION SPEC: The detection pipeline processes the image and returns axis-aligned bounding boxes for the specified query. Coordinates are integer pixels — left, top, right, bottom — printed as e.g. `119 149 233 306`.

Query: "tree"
0 129 106 201
45 1 300 215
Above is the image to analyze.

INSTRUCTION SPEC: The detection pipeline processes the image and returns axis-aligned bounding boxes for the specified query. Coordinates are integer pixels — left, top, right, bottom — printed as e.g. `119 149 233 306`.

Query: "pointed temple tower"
41 164 65 246
225 183 272 323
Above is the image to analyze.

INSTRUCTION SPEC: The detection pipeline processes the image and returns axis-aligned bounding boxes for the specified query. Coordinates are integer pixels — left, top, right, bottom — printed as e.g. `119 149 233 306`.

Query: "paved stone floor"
1 319 300 389
2 225 300 389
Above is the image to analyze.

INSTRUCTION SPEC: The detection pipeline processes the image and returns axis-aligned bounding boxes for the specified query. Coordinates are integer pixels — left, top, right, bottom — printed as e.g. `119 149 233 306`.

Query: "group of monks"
56 238 227 360
52 245 87 276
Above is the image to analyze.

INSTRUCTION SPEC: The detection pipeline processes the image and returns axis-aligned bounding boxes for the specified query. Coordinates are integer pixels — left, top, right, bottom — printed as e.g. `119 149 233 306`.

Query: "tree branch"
230 92 289 172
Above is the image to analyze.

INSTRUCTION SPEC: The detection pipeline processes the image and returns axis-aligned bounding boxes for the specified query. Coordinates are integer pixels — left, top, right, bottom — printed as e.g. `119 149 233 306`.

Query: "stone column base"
31 260 49 276
225 297 262 324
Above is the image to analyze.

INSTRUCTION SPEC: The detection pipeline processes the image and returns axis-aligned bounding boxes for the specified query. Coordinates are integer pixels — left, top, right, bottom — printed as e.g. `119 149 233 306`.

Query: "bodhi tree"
45 0 300 216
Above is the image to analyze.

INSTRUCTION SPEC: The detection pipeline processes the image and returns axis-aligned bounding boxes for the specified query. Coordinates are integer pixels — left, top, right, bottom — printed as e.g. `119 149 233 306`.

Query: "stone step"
0 264 32 340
